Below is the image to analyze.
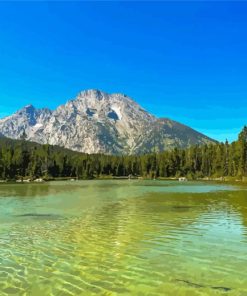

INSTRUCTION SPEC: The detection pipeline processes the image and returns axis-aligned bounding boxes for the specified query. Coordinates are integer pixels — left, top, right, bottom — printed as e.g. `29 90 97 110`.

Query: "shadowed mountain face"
0 89 216 154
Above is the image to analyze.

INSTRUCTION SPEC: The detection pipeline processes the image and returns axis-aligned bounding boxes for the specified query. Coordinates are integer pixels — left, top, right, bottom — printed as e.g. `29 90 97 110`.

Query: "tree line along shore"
0 127 247 182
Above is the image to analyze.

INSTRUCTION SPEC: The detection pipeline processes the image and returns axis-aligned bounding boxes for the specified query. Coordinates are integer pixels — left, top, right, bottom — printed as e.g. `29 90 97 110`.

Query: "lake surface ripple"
0 180 246 295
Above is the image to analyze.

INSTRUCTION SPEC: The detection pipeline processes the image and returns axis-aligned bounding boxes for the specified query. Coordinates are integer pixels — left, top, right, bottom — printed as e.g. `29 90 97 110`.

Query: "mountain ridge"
0 89 216 154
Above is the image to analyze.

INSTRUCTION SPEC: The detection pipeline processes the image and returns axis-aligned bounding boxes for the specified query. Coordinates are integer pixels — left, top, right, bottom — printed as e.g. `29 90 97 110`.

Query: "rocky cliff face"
0 89 216 154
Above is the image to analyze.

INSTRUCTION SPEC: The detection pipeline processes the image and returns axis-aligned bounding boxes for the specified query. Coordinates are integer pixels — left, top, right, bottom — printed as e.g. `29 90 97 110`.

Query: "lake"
0 180 246 295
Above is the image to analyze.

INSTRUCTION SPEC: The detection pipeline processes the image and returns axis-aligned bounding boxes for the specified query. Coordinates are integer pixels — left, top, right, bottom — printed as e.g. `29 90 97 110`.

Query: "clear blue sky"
0 1 246 142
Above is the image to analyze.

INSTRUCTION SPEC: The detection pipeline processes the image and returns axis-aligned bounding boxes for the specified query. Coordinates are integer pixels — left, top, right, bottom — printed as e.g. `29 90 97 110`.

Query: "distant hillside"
0 127 246 180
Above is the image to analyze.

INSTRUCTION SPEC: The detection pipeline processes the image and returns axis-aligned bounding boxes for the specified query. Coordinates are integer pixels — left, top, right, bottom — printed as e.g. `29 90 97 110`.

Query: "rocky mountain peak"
17 104 35 114
0 89 216 154
78 89 107 101
14 104 36 125
23 104 34 109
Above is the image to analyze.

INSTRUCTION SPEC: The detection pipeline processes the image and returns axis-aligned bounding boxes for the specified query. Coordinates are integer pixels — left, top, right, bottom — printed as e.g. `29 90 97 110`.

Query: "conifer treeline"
0 127 247 180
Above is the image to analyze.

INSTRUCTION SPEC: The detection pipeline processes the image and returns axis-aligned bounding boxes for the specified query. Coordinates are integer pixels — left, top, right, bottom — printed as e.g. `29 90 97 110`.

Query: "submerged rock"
175 279 232 292
16 213 62 219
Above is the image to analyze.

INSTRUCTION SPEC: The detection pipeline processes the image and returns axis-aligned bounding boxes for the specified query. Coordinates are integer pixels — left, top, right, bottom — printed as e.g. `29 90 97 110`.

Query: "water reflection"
0 181 246 295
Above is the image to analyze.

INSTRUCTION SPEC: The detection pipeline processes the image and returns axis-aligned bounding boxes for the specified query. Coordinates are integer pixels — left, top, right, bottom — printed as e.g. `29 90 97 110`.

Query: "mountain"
0 89 216 154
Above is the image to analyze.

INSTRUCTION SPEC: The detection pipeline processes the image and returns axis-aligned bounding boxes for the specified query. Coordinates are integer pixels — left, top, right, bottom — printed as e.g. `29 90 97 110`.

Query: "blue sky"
0 2 246 142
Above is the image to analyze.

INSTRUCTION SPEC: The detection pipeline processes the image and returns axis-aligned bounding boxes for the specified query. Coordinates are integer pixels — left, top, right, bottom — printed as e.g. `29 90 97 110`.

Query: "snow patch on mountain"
111 105 122 120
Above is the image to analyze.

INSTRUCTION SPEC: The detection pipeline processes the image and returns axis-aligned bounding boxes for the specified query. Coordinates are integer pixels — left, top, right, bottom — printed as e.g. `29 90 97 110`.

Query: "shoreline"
1 176 247 185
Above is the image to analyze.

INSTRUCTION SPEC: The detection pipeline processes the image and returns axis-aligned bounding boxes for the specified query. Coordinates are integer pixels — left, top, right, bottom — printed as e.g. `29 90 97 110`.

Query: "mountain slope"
0 89 216 154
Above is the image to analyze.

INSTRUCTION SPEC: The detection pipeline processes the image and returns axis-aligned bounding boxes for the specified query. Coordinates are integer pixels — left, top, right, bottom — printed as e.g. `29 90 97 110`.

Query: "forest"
0 126 247 180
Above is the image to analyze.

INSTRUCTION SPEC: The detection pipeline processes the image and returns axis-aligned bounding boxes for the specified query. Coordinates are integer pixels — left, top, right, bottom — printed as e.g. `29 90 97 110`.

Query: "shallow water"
0 180 246 295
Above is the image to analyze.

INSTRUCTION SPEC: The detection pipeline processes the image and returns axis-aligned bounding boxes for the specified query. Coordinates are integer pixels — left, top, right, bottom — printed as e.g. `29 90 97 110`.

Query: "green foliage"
0 127 247 180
